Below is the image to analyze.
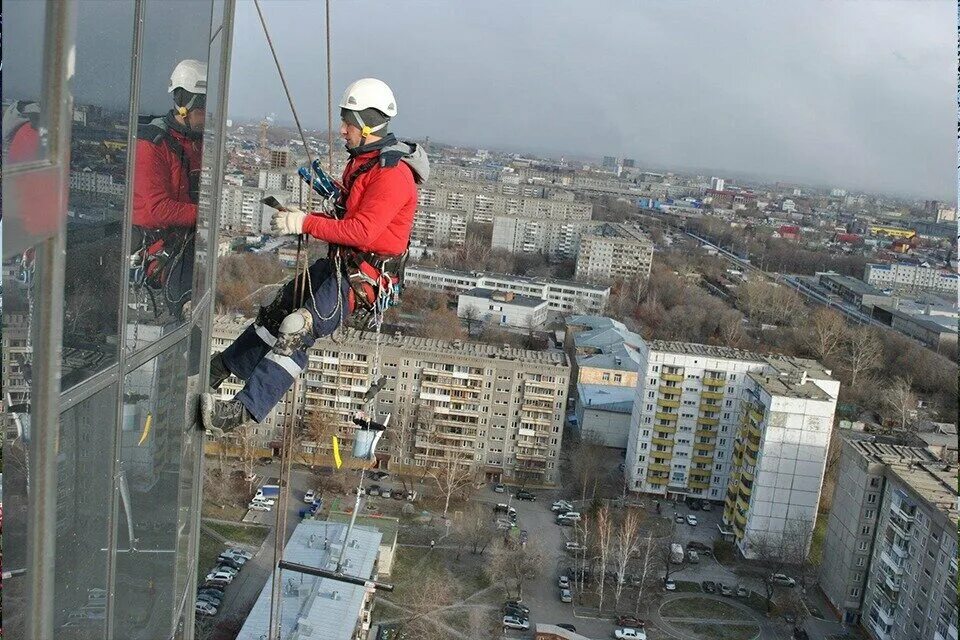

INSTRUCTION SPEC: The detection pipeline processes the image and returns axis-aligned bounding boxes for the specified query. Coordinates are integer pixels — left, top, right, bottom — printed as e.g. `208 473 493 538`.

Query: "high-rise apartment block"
491 216 602 259
212 318 570 485
410 208 467 247
403 265 610 314
269 145 291 169
820 431 956 637
626 341 838 558
574 223 654 283
417 181 591 224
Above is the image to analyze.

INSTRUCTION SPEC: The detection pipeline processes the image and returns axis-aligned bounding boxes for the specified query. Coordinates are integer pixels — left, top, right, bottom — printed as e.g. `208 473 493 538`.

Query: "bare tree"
632 533 660 617
487 538 545 600
883 376 916 431
747 519 812 614
394 572 455 640
659 538 681 584
841 327 883 388
426 448 477 518
595 505 614 614
460 500 496 556
805 308 847 361
570 432 607 503
460 304 483 337
233 425 259 492
573 514 592 598
613 508 644 608
303 409 340 466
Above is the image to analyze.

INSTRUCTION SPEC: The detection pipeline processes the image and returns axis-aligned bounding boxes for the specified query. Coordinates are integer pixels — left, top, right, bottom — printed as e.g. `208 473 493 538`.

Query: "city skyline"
226 0 957 201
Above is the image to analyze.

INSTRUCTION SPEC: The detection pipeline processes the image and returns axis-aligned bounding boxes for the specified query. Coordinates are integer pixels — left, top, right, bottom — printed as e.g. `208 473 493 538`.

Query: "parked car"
674 514 685 523
556 516 575 526
198 587 225 598
686 514 698 526
251 496 276 506
736 585 749 597
770 573 797 587
560 588 573 603
405 490 418 501
687 550 699 563
615 615 644 628
494 503 516 515
366 484 381 497
216 557 243 571
701 502 714 512
504 605 528 619
559 511 582 521
686 541 712 554
391 489 405 500
370 471 390 481
502 615 530 630
195 601 217 616
213 564 239 576
565 541 586 552
496 519 513 531
557 623 577 632
614 628 647 639
720 584 734 597
515 490 536 501
205 570 234 583
664 578 676 591
702 580 716 593
202 579 230 590
504 600 529 615
196 593 222 607
552 500 574 512
303 490 316 503
493 483 505 493
248 502 271 512
227 548 253 560
558 575 571 589
218 552 247 566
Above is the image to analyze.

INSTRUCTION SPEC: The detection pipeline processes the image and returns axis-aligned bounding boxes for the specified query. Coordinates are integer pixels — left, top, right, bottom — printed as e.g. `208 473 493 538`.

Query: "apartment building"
491 216 603 259
220 183 284 234
726 358 840 559
212 318 570 485
574 223 654 283
625 341 839 558
418 182 592 223
819 432 937 627
864 262 958 295
860 459 957 640
404 265 610 314
410 208 467 247
236 521 382 640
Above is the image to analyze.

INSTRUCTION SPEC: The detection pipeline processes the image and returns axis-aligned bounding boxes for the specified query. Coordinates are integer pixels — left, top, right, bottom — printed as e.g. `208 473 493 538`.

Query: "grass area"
645 516 674 538
201 500 247 522
673 580 702 593
743 591 778 616
205 521 270 547
809 511 829 566
197 529 225 583
713 539 736 564
670 622 760 640
661 596 749 620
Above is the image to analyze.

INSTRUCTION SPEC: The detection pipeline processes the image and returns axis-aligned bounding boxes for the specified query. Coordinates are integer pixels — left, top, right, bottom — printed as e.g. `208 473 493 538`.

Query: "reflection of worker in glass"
131 59 206 319
3 100 42 163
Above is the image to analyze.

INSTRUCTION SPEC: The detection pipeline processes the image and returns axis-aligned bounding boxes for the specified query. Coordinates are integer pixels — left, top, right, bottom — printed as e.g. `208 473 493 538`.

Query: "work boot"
209 352 231 390
200 393 251 436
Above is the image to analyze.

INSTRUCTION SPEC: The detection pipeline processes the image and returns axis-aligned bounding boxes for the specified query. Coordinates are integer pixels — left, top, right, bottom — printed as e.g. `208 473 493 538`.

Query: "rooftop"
818 272 885 296
886 460 959 527
405 264 610 293
213 316 569 367
577 383 635 413
461 287 548 308
236 521 382 640
843 430 937 466
647 340 762 362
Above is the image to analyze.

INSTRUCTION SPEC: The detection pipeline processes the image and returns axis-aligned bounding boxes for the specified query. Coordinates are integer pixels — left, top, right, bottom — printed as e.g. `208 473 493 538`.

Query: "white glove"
271 207 306 235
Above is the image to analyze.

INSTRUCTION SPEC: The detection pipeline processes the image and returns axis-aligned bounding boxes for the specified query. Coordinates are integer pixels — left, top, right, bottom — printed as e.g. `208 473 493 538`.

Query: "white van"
560 511 581 521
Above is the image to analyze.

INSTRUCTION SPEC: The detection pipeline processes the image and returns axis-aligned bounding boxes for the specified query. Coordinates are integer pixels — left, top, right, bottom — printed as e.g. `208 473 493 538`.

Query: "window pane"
126 0 213 352
55 385 119 639
2 2 50 165
112 339 191 639
61 0 138 390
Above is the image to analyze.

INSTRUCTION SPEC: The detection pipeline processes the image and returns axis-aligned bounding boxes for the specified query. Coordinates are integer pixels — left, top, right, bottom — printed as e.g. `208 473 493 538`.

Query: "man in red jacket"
202 78 429 433
132 59 207 318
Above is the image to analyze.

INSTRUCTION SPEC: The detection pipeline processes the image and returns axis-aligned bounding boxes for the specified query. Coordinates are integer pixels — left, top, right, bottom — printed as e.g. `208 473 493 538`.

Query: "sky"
226 0 957 201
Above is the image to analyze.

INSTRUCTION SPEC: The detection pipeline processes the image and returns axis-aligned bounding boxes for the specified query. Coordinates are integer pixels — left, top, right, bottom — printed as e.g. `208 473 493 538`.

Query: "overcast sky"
74 1 960 200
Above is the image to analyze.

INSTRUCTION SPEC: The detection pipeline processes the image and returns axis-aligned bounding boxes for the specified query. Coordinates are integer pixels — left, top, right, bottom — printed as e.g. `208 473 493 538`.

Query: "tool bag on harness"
342 250 406 316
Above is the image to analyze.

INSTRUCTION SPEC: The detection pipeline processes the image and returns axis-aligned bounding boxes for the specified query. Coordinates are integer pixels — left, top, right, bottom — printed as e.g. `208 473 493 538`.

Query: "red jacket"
302 148 417 256
132 122 202 229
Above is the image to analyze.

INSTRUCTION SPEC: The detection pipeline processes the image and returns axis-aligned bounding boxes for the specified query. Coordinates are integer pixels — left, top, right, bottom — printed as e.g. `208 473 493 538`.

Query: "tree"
594 505 614 614
393 572 454 640
303 409 340 466
883 376 916 431
421 306 466 341
746 519 812 614
460 500 496 556
233 424 259 492
632 533 660 617
425 448 477 518
805 308 847 362
612 508 644 608
841 327 883 388
569 432 607 503
460 304 483 337
487 538 545 600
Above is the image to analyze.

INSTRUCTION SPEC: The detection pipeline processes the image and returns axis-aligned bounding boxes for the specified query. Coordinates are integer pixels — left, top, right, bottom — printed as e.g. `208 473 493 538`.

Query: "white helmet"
169 59 207 95
338 78 397 117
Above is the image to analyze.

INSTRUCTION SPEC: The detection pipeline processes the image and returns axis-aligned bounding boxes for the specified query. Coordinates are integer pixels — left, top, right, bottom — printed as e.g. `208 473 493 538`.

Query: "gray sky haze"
228 0 957 200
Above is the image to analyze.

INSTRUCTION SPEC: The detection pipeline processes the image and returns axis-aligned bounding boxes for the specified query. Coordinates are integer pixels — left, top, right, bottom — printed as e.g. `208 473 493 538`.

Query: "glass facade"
2 2 236 639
